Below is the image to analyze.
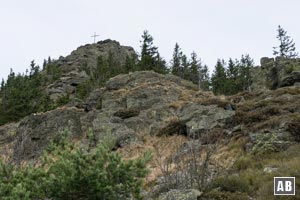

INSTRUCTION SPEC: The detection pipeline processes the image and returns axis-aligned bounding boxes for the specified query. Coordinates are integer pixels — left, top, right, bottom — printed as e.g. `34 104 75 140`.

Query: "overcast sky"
1 0 300 80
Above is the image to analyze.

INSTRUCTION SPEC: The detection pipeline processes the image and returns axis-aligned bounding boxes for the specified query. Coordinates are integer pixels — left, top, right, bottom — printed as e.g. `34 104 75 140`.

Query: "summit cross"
91 32 99 43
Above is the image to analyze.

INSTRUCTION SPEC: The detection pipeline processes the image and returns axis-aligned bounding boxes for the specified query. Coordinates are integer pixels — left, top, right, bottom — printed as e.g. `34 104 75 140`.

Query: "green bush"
234 156 252 171
211 176 249 193
0 131 151 200
203 190 249 200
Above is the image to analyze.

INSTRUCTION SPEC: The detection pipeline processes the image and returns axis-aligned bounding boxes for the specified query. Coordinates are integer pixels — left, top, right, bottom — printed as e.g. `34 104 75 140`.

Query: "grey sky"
1 0 300 80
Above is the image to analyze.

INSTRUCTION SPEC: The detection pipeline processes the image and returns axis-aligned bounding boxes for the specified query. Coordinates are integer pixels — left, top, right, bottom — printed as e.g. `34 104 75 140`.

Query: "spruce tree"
171 43 183 77
273 25 298 58
189 52 200 85
226 58 239 94
199 64 210 91
211 59 227 95
139 30 158 70
181 54 190 80
139 30 167 73
238 54 254 92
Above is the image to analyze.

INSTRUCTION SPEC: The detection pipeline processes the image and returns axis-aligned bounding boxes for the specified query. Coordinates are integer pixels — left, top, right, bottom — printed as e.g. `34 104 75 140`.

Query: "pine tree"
238 54 254 92
188 52 200 85
139 30 167 73
181 54 190 80
211 59 227 95
225 58 239 94
199 64 210 91
273 25 298 58
124 54 137 73
139 30 158 71
171 43 183 77
0 131 151 200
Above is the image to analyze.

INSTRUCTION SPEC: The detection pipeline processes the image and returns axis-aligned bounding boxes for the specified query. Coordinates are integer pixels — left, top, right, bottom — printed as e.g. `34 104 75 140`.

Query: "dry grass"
234 86 300 132
287 116 300 141
157 116 187 136
197 97 232 108
116 134 187 184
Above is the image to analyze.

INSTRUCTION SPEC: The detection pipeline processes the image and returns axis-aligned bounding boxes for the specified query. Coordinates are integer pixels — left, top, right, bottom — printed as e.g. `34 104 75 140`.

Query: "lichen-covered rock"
179 103 234 138
13 107 84 161
91 111 139 148
248 130 293 154
252 57 300 91
0 71 237 162
280 71 300 87
45 39 136 100
158 189 202 200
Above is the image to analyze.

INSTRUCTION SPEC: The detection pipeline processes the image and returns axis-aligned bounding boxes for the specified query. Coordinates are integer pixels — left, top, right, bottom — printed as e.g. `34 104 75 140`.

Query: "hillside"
0 40 300 200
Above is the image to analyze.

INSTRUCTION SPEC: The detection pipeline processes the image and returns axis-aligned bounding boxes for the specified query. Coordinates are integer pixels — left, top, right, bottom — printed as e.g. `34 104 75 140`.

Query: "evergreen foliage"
0 62 53 125
170 46 210 90
211 55 254 95
45 57 62 82
273 25 298 58
0 32 257 125
171 43 183 77
211 59 227 95
139 30 168 73
0 130 151 200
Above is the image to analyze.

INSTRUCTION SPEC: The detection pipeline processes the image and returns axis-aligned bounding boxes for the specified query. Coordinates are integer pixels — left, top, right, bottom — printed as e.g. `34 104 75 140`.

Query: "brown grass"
234 86 300 132
116 134 187 184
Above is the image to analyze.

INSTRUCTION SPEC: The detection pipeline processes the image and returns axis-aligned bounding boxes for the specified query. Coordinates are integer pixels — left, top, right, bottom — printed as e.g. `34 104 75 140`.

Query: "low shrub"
287 117 300 142
113 108 140 119
211 176 249 193
157 118 187 136
202 190 249 200
234 156 252 171
0 130 152 200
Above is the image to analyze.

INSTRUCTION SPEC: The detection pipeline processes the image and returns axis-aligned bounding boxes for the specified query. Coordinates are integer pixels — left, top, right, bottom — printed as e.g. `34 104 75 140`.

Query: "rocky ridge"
1 40 300 199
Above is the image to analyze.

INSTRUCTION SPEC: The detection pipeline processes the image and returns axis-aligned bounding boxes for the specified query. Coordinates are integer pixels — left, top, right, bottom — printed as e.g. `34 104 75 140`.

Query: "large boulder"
179 103 234 138
252 57 300 91
279 71 300 87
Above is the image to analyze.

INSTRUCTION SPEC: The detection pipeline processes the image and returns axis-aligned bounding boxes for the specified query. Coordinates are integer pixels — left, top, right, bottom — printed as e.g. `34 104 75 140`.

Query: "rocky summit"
45 39 136 100
1 40 300 200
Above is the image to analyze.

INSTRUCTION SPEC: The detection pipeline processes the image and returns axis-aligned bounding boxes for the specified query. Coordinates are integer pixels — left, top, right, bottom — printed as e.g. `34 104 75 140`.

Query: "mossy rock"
113 108 140 119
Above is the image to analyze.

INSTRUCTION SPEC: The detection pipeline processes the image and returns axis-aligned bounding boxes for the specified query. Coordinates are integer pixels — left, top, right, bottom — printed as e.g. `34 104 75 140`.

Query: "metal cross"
91 32 99 43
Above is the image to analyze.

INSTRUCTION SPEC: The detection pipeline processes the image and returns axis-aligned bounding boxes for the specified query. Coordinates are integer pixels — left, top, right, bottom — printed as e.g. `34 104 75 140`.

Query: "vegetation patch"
157 117 187 136
0 131 151 200
113 108 140 119
287 116 300 142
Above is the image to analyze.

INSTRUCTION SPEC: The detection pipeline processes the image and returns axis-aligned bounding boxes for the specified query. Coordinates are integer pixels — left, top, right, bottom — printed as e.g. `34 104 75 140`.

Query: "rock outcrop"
0 71 236 162
251 56 300 90
280 71 300 87
45 39 136 100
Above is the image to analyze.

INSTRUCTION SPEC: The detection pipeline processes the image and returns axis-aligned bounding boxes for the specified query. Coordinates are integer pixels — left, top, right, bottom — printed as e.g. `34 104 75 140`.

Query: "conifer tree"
181 54 190 80
0 131 151 200
189 52 201 85
225 58 239 94
139 30 167 73
199 64 210 91
273 25 298 58
211 59 227 95
171 43 183 77
238 54 254 92
124 54 138 73
139 30 158 70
